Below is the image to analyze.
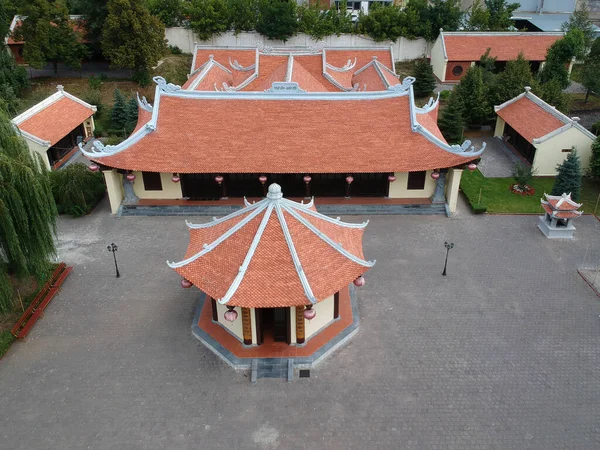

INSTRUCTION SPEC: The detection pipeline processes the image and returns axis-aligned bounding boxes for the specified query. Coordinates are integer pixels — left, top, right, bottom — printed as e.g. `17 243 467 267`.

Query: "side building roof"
12 85 96 147
80 76 484 174
440 31 563 62
495 87 596 144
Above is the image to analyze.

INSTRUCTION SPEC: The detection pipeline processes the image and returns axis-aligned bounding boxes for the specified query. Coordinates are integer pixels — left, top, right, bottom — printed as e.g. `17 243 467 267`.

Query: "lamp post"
442 241 454 276
107 243 120 278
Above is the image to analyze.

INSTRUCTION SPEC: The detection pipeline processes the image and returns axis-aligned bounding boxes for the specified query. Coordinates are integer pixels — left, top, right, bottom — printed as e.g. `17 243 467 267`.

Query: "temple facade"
168 183 373 361
81 45 485 215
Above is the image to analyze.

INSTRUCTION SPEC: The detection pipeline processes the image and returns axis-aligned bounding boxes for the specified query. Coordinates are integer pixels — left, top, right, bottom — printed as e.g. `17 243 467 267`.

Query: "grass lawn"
570 63 583 83
461 170 600 214
0 331 14 359
568 92 600 111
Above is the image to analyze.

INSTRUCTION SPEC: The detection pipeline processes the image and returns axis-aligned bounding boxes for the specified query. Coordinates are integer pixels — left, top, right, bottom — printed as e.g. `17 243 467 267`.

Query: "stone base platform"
190 287 360 370
538 216 576 239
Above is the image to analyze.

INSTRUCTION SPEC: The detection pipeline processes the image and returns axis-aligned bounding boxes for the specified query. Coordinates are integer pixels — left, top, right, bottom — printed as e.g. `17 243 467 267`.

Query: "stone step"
251 358 294 382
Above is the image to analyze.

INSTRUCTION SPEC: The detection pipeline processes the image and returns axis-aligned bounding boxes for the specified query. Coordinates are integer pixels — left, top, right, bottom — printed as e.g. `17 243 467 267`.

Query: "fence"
165 28 431 62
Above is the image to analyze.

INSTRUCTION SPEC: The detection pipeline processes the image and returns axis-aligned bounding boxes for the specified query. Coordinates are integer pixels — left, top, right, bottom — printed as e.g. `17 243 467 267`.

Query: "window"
142 172 162 191
407 171 426 190
452 65 463 77
561 148 572 153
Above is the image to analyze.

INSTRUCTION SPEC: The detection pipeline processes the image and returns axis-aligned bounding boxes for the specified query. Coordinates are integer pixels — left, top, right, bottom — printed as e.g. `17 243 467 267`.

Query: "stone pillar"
122 175 139 206
241 307 252 345
445 168 463 215
295 306 305 344
494 117 505 138
431 172 446 203
103 169 124 214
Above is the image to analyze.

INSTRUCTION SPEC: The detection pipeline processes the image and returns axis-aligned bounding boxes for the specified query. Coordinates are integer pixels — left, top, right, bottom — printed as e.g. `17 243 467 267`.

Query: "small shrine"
538 193 583 239
167 183 375 367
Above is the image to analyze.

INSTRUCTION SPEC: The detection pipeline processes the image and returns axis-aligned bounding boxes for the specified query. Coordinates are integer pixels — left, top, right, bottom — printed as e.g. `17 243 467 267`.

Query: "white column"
445 168 463 215
103 169 124 214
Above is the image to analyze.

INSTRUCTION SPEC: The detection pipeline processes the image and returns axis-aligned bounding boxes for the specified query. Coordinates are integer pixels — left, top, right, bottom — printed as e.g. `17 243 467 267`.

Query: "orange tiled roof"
443 33 562 62
169 184 374 308
16 95 95 145
496 96 565 143
90 92 475 173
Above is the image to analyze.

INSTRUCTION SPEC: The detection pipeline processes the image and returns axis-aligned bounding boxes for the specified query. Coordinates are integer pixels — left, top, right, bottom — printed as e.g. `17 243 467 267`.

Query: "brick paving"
1 198 600 449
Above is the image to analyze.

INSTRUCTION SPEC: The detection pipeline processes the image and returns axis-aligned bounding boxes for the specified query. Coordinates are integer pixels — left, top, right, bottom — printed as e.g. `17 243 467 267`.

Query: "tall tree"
535 78 570 114
493 53 534 105
357 3 405 42
551 150 582 201
454 66 491 127
0 50 28 115
437 92 464 144
465 0 490 31
588 136 600 179
147 0 183 27
0 111 57 312
426 0 462 40
186 0 230 41
228 0 259 35
562 4 595 54
256 0 298 42
413 58 436 97
539 29 586 89
102 0 167 85
111 88 128 131
0 0 17 39
71 0 108 41
581 56 600 103
485 0 519 31
12 0 90 74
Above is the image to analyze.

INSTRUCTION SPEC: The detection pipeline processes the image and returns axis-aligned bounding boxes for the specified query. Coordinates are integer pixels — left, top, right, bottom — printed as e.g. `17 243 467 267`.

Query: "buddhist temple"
167 183 373 368
80 44 485 216
538 192 583 239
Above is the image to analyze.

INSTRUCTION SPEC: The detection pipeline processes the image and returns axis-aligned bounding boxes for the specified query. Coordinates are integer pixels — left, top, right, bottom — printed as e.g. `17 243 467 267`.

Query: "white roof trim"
136 92 153 112
440 31 448 61
14 127 50 146
282 198 368 229
441 31 564 37
285 54 294 82
218 203 274 305
415 93 441 115
167 201 268 269
274 203 317 304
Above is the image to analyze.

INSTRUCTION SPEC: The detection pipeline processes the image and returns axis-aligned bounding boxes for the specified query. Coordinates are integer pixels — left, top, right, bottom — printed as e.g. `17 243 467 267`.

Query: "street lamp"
442 241 454 276
107 243 120 278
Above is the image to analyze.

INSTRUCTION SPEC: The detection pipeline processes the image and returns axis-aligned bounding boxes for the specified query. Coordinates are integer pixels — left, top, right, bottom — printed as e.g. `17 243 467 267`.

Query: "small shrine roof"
440 31 562 62
12 86 96 146
168 184 375 308
495 88 595 144
541 193 583 219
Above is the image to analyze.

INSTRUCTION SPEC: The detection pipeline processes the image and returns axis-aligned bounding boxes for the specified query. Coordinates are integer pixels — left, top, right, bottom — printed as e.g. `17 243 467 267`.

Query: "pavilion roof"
80 76 485 173
168 183 374 308
495 88 595 144
12 85 96 147
440 31 562 62
541 193 583 219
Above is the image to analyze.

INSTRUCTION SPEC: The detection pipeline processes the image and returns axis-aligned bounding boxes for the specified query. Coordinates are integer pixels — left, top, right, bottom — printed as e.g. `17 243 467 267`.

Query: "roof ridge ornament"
388 76 415 92
229 57 255 72
326 58 357 72
308 42 325 54
136 92 153 112
153 76 181 93
255 41 274 54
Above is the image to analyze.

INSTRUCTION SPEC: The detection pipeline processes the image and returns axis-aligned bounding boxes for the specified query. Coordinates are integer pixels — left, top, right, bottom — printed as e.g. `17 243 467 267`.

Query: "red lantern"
430 172 440 180
353 276 365 287
215 175 224 184
303 175 312 184
468 163 477 171
181 279 192 289
259 175 267 184
346 176 354 184
89 163 99 172
126 173 136 182
224 306 238 322
171 174 180 183
303 306 316 320
387 175 396 182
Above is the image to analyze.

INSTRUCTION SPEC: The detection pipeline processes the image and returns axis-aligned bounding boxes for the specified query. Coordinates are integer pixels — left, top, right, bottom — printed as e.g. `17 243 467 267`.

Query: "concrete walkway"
473 136 522 178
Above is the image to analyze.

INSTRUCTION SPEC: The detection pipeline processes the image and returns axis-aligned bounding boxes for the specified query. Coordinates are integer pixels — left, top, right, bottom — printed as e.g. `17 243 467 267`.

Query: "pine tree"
125 97 139 135
581 55 600 103
588 136 600 179
0 50 28 115
111 89 128 131
485 0 520 31
454 66 490 128
437 92 464 144
535 78 570 114
493 53 534 105
551 149 582 201
0 111 57 312
413 58 436 98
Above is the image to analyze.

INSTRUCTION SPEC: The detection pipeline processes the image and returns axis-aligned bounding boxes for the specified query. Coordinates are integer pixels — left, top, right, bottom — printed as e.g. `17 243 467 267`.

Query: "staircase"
251 358 293 383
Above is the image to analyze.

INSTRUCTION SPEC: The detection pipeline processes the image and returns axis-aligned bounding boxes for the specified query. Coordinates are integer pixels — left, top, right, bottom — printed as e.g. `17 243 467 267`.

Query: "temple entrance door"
181 174 222 200
257 307 290 344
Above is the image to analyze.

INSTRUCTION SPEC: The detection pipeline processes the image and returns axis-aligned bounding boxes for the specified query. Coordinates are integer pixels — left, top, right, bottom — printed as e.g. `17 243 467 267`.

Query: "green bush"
439 90 451 101
472 205 487 214
103 135 124 145
592 120 600 136
50 164 106 217
88 75 102 90
82 89 104 115
511 162 537 190
169 45 182 55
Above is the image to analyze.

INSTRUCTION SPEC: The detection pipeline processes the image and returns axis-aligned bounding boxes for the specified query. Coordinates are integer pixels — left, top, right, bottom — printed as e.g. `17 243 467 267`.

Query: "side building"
80 45 485 215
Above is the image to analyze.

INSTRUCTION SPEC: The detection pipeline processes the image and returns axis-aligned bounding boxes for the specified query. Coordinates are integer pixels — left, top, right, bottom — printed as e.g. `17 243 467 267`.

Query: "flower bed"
510 184 536 196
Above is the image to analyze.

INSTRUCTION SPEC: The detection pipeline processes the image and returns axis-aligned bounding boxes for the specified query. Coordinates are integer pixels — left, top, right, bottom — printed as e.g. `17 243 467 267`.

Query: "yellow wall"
533 127 594 176
445 168 462 214
103 169 124 214
215 302 244 342
430 36 447 82
304 295 335 340
24 139 51 171
494 117 506 137
131 171 183 199
388 171 436 199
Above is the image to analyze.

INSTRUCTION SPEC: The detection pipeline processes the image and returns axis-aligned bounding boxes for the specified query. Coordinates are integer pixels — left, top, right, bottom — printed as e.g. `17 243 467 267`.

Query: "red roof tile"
171 189 372 308
417 109 446 143
496 96 564 143
443 33 561 62
352 65 388 91
17 96 94 145
92 93 474 173
193 49 255 71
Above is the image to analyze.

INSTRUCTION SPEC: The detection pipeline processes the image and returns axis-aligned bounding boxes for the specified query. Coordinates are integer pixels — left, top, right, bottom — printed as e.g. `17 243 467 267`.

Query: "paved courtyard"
1 198 600 449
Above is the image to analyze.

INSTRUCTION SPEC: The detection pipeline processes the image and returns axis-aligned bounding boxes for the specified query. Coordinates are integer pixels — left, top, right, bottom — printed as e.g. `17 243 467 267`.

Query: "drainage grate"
299 369 310 378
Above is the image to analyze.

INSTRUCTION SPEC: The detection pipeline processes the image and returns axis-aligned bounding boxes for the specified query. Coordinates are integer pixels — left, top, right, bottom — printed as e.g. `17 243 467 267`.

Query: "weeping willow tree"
0 111 57 312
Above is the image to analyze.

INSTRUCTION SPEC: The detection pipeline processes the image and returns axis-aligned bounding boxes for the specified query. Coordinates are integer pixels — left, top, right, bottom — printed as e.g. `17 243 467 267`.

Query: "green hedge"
50 164 106 217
